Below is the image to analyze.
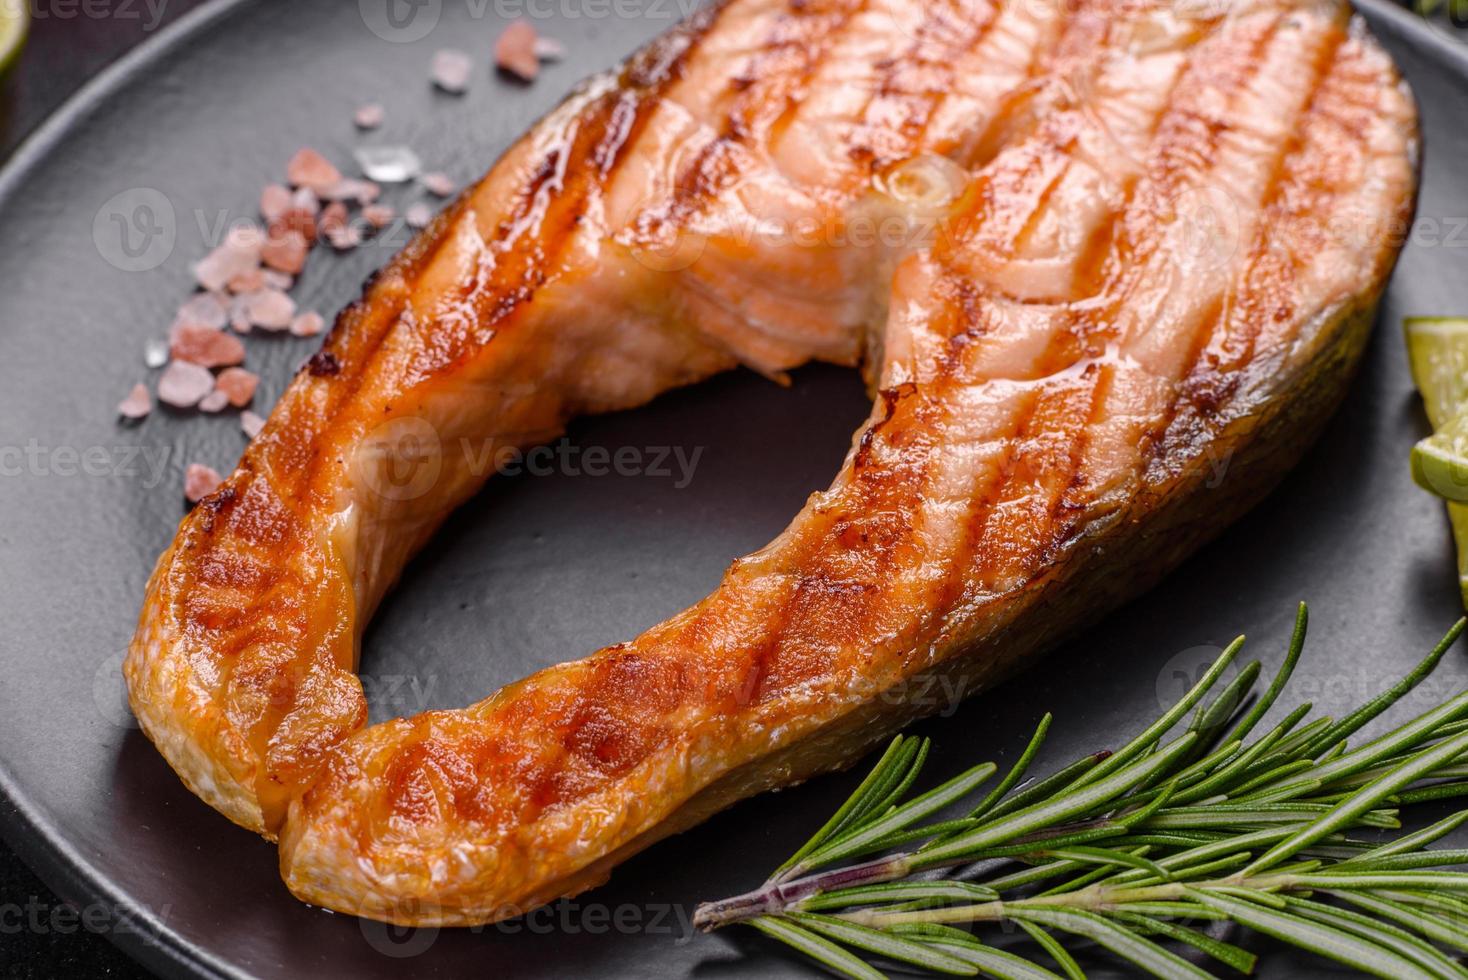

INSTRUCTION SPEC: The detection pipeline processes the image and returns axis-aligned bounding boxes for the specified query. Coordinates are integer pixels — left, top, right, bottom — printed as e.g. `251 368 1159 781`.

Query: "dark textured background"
0 8 204 979
0 2 1465 979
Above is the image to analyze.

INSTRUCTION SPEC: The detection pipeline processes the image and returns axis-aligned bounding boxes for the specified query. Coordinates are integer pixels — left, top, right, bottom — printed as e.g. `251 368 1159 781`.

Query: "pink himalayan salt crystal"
261 229 308 274
431 49 473 93
354 103 384 130
534 36 566 61
171 322 246 368
216 367 259 407
362 204 395 229
325 223 363 251
421 172 455 197
192 226 262 292
199 389 230 413
175 291 228 330
271 207 319 246
228 294 253 334
184 463 223 504
260 183 291 223
226 267 266 294
241 411 265 440
405 203 432 229
262 270 294 291
247 289 296 331
291 186 321 216
290 311 325 338
320 177 382 204
157 361 215 409
496 20 539 82
286 147 342 192
117 383 151 421
320 203 361 250
318 200 349 236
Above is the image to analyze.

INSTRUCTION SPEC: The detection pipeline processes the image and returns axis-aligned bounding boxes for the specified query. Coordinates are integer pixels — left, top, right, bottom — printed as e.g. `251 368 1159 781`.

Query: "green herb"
694 605 1468 979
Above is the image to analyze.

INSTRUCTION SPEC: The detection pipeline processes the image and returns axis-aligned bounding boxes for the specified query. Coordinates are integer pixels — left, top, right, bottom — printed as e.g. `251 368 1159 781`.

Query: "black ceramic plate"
1 1 1466 977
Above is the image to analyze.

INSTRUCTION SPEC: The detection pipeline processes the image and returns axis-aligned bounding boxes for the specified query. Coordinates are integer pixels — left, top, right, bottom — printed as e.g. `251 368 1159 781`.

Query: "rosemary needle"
696 607 1468 980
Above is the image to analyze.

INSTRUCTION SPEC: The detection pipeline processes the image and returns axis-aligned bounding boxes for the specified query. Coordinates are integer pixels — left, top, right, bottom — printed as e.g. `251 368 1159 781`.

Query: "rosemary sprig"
695 605 1468 979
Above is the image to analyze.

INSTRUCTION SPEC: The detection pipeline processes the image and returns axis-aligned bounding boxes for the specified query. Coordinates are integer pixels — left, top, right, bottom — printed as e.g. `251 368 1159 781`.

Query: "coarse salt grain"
157 361 215 409
534 36 566 61
199 389 230 413
318 201 349 236
260 183 291 223
405 203 433 229
290 311 325 338
184 463 223 503
261 229 309 275
431 49 473 93
354 146 421 184
144 339 169 368
175 292 228 330
362 204 395 229
118 383 151 420
354 103 385 130
241 411 265 439
171 322 246 368
216 367 259 407
325 223 363 251
262 270 294 291
247 289 296 331
291 186 321 216
272 207 319 246
286 147 342 193
226 268 266 294
496 20 540 82
193 226 262 292
320 177 382 204
421 172 455 197
229 294 253 334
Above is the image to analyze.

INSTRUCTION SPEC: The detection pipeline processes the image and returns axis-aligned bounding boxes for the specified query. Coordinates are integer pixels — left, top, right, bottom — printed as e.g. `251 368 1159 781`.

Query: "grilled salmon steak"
125 0 1416 924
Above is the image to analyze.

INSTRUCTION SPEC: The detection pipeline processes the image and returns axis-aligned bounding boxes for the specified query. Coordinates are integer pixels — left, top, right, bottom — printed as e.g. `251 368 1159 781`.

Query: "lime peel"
1404 317 1468 608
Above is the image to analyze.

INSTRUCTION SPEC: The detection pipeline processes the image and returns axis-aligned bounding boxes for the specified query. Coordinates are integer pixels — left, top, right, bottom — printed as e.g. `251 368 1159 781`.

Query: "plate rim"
0 4 257 975
0 0 1461 977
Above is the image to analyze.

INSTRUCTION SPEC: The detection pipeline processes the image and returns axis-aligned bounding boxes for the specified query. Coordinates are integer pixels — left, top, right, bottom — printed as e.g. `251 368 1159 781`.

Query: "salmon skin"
125 0 1417 924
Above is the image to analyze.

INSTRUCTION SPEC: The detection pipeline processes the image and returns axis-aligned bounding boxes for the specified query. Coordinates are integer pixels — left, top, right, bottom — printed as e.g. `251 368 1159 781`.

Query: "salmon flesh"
124 0 1417 925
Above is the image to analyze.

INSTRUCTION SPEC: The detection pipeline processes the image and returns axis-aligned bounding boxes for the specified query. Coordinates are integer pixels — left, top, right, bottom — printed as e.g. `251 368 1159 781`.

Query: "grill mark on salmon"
123 0 1417 924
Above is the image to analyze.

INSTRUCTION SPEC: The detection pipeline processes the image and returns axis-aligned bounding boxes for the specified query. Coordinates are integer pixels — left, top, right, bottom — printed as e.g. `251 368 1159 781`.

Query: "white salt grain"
354 146 422 184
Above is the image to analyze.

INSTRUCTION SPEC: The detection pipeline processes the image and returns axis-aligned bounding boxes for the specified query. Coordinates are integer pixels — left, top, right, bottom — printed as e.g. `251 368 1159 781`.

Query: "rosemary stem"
836 873 1301 928
692 853 916 931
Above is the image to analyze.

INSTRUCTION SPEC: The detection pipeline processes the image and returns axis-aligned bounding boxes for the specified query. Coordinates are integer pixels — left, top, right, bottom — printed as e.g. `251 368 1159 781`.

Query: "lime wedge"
1450 504 1468 608
1406 317 1468 428
1405 317 1468 608
1413 414 1468 501
0 1 26 76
